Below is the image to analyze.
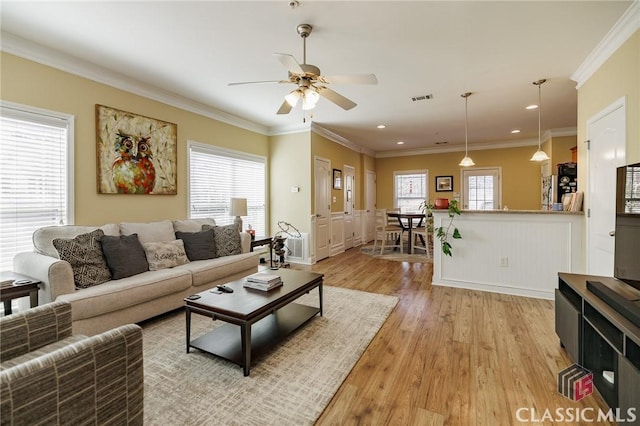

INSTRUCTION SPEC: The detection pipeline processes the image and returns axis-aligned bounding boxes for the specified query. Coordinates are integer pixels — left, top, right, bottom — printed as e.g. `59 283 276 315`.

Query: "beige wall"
577 30 640 190
269 132 311 234
310 132 364 212
1 53 270 226
550 135 578 167
375 145 543 211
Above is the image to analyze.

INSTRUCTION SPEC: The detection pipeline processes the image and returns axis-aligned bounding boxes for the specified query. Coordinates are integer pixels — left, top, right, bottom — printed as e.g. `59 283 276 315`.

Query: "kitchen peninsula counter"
431 209 584 299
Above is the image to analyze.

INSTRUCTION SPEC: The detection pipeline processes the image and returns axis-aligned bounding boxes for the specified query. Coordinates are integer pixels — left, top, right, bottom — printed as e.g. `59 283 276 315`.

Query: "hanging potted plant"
421 199 462 256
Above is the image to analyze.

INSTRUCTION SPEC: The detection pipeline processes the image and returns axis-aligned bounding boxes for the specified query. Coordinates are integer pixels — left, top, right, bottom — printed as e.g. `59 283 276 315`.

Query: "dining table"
386 212 426 254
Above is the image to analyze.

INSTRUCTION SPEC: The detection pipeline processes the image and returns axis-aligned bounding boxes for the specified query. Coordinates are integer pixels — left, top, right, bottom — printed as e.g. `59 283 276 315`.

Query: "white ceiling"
0 1 633 155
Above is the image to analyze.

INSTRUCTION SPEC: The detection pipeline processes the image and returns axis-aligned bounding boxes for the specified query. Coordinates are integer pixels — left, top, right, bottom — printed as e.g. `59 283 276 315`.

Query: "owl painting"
97 105 176 195
111 132 156 194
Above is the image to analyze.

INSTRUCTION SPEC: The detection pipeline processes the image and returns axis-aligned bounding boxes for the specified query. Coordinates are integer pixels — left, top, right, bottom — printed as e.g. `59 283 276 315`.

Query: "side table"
0 272 41 316
250 236 273 268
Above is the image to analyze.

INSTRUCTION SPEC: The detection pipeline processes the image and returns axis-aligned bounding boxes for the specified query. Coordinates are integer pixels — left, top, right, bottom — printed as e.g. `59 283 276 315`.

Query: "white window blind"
188 142 266 235
0 103 74 271
394 171 428 212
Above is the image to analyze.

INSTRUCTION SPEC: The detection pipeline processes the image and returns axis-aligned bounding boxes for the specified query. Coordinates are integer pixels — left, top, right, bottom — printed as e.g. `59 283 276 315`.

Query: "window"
462 168 501 210
188 142 266 235
0 102 74 271
394 170 428 212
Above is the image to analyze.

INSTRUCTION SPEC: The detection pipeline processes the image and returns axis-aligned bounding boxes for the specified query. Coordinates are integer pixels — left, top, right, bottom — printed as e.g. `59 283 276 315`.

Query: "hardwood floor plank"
300 249 614 426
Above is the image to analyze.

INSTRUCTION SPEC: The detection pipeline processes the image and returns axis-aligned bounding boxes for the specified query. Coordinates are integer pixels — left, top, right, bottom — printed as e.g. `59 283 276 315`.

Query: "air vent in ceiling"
435 141 448 145
411 94 433 102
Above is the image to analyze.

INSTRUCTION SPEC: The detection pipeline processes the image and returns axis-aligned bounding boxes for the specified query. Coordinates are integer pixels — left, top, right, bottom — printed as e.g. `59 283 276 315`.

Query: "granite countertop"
430 209 583 215
460 209 584 215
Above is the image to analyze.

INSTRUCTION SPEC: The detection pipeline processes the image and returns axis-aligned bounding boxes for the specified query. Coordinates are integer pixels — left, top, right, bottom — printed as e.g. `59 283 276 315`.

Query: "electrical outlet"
500 257 509 267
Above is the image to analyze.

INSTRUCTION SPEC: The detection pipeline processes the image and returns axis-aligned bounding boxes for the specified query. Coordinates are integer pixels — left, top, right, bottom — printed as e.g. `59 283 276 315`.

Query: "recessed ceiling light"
526 104 538 110
511 129 521 134
377 124 386 129
397 141 404 145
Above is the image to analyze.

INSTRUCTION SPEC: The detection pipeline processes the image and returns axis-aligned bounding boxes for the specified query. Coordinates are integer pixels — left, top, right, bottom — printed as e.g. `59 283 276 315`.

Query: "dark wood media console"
556 273 640 419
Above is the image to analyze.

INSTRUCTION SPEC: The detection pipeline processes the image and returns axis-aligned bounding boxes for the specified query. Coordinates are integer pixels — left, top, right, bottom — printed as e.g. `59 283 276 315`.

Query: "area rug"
360 244 433 262
142 286 398 425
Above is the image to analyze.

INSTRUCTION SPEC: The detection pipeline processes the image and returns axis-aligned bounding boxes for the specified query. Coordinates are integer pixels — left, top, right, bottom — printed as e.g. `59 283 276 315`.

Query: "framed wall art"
333 169 342 190
96 104 177 195
436 175 453 192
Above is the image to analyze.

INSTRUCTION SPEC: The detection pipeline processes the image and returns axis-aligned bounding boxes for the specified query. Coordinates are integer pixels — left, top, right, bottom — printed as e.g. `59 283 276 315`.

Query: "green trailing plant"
420 199 463 256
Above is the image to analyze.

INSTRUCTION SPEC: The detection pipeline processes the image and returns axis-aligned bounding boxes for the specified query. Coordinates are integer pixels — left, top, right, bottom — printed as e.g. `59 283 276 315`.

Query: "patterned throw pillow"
99 234 149 280
175 229 216 261
53 229 111 289
203 224 241 257
142 240 190 271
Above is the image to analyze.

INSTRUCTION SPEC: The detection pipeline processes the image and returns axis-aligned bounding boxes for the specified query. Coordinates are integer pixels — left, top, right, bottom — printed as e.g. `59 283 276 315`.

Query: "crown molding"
1 31 270 136
310 123 377 157
571 1 640 89
374 127 576 159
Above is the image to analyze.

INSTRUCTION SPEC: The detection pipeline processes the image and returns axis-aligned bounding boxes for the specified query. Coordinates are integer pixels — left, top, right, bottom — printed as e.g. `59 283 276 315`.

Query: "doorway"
586 98 626 276
314 157 331 261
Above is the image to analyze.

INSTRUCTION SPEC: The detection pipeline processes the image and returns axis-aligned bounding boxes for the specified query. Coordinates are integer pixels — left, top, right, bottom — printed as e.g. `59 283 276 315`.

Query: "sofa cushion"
57 268 192 320
52 229 111 289
172 218 216 233
203 224 241 257
99 234 149 279
119 219 175 244
33 224 119 258
175 252 258 287
142 240 190 271
175 229 216 261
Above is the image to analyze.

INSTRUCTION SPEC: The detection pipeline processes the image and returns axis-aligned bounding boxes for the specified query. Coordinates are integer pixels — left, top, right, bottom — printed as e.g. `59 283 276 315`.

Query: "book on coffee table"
244 273 283 291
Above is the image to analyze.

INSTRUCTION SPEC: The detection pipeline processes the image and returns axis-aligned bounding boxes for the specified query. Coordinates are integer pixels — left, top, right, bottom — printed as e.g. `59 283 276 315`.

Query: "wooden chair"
411 216 433 258
372 209 404 254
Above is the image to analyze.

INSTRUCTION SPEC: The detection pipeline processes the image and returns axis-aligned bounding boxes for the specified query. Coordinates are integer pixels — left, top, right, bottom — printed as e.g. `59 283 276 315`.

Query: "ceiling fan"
228 24 378 114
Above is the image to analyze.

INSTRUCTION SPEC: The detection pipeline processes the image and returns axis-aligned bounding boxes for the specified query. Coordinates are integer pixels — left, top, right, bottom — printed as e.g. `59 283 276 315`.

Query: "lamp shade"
230 197 247 217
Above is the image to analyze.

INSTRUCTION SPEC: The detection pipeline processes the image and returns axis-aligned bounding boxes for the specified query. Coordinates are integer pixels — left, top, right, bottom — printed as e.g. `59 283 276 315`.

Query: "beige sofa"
13 219 259 335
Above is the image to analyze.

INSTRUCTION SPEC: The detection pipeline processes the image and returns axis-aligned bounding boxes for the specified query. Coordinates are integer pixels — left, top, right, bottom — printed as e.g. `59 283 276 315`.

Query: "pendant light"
530 79 550 162
459 92 475 167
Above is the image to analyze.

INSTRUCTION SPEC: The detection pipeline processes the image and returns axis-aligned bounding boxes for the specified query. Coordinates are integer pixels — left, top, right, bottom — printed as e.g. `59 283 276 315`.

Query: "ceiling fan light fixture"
301 88 320 110
459 92 475 167
285 90 302 107
530 79 550 162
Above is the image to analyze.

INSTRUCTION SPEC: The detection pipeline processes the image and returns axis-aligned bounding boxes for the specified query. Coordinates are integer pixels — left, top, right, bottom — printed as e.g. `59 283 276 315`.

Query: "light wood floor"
291 248 613 426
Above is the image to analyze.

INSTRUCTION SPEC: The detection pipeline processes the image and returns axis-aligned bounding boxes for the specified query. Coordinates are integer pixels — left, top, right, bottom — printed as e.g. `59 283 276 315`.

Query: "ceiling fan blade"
274 53 304 74
228 80 286 86
321 74 378 85
276 99 293 115
317 87 357 110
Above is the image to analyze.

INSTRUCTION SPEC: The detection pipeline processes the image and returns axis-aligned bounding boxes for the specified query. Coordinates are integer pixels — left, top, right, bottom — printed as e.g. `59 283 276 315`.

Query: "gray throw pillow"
99 233 149 280
203 224 241 257
53 229 111 289
175 229 216 261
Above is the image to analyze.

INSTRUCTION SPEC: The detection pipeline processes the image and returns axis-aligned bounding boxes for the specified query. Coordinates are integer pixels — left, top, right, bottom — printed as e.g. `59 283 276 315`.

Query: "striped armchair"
0 301 144 425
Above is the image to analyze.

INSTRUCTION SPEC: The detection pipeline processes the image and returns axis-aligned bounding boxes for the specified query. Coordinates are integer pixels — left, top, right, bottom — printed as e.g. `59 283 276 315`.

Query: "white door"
314 157 331 261
343 165 355 250
461 167 501 210
365 171 377 243
587 99 626 276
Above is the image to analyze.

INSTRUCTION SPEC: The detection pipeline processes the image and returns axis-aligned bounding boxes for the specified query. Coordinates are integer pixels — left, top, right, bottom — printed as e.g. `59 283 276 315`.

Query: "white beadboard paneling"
432 211 584 299
330 212 345 257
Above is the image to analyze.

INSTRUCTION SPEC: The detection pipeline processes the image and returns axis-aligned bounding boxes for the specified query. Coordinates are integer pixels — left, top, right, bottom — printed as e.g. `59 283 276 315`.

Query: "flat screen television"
614 162 640 291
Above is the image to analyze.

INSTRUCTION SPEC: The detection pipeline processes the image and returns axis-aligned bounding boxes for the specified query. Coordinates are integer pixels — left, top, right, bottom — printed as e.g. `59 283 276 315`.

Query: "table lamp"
229 198 247 232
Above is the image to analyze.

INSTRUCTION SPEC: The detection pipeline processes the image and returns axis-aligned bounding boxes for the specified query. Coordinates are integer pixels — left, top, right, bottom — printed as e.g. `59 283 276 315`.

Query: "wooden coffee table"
184 268 323 376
